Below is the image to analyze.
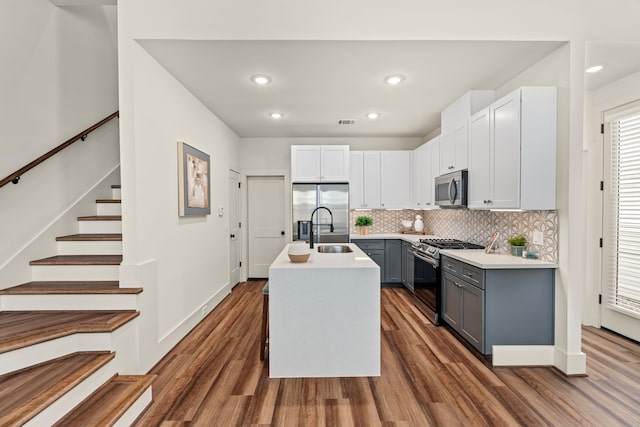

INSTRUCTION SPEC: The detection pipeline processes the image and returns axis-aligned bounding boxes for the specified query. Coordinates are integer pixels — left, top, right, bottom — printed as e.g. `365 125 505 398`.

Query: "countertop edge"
440 249 558 269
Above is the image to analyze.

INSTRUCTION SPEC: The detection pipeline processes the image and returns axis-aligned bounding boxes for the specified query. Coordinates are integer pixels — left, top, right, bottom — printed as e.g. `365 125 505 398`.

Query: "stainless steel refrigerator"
292 184 349 244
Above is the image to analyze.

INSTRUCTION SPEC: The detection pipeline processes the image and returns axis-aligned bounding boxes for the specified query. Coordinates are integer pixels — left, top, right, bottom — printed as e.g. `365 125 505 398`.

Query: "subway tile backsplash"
350 209 558 262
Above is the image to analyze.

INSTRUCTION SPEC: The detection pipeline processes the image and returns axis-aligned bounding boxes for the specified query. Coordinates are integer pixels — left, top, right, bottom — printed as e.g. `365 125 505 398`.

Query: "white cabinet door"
320 145 349 182
468 108 492 209
380 151 411 209
291 146 321 182
363 151 381 209
413 144 426 208
414 137 438 208
452 121 468 172
350 151 380 209
349 151 365 208
439 132 454 175
491 90 521 209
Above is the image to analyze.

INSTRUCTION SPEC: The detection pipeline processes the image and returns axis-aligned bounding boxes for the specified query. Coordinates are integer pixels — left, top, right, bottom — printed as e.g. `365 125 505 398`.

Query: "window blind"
605 102 640 317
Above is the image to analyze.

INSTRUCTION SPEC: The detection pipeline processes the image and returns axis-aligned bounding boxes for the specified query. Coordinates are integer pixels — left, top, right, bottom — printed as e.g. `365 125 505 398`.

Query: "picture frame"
177 141 211 216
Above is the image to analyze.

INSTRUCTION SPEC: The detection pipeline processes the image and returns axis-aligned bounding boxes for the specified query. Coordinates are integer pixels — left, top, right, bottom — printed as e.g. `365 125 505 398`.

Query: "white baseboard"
492 345 555 366
158 282 232 345
554 346 587 375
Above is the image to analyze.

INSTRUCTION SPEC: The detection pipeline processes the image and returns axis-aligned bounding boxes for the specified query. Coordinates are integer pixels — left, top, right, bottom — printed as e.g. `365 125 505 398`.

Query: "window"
604 101 640 317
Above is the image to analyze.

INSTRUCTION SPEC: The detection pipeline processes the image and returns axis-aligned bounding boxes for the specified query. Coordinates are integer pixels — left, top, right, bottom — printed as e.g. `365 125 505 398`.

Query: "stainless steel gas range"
409 238 484 325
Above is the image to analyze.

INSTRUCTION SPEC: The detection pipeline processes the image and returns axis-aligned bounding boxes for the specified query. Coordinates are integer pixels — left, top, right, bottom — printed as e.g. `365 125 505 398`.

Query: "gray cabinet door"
368 250 385 282
461 282 484 352
442 272 461 328
384 240 402 283
401 241 409 286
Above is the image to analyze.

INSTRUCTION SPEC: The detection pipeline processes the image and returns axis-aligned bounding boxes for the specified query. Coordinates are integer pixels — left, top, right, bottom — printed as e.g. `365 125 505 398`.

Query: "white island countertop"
268 243 380 378
440 249 558 269
270 243 379 270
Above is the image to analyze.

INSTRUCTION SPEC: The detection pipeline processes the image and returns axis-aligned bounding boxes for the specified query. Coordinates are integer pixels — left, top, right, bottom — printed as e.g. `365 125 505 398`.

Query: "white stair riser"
0 294 137 311
97 203 122 216
112 188 121 199
79 220 122 234
114 386 153 427
57 240 122 255
32 265 120 281
25 359 117 427
0 333 111 375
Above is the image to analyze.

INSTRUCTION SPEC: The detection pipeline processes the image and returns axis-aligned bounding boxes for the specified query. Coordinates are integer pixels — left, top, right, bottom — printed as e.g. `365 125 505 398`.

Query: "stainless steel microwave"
434 170 468 208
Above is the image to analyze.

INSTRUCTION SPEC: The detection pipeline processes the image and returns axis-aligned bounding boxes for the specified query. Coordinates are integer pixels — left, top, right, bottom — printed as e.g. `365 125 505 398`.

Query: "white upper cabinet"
350 151 381 209
291 145 349 182
413 136 440 209
380 151 412 209
439 90 495 175
467 86 557 210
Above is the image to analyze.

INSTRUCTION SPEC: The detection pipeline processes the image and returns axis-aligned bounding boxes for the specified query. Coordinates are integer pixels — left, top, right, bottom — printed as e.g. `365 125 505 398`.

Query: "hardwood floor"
135 281 640 426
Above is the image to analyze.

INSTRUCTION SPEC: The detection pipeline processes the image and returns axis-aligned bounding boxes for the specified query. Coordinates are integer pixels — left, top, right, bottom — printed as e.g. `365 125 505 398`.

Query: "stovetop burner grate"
419 238 485 250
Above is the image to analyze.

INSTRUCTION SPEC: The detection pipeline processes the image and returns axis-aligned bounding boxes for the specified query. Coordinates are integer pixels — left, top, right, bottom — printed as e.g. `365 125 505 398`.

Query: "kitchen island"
268 243 380 378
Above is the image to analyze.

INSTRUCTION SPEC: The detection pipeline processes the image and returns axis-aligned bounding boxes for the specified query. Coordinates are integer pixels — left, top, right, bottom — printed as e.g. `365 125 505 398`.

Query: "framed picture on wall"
177 141 211 216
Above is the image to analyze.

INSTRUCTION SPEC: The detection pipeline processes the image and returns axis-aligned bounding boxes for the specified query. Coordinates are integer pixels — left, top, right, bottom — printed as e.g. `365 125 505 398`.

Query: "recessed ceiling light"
585 65 604 73
384 75 405 85
251 74 272 85
269 112 284 119
367 112 380 120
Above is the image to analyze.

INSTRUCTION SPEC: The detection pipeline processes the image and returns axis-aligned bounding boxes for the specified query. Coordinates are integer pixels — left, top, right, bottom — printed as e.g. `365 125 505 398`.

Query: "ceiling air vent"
338 119 356 125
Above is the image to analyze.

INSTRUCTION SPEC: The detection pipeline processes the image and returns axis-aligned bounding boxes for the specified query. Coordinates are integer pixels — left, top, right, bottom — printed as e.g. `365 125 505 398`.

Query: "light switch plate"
533 230 544 246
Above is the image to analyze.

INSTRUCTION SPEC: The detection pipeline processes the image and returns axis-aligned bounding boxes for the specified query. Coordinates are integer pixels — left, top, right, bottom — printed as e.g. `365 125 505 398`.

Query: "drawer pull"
465 272 474 277
446 263 453 268
454 281 463 288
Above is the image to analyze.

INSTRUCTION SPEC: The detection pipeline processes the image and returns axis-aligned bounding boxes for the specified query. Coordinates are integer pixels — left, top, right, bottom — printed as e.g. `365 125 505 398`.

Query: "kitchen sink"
316 245 353 253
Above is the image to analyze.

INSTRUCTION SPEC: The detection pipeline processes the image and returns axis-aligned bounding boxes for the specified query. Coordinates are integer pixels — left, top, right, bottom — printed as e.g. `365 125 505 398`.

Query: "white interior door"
601 101 640 342
229 170 241 287
248 176 286 278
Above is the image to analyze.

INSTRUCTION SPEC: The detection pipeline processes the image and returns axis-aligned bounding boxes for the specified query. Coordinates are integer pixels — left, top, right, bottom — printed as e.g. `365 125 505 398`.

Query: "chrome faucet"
309 206 334 249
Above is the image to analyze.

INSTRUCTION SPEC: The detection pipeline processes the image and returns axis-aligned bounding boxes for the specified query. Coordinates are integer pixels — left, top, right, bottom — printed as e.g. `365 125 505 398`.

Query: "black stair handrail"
0 111 119 188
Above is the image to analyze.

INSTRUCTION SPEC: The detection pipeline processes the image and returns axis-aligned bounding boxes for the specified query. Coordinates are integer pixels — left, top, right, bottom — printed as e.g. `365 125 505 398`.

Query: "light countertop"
440 249 558 269
270 243 379 270
350 233 437 243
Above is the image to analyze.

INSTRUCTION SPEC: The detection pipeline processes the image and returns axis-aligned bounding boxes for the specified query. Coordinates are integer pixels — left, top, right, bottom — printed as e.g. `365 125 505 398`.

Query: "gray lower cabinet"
352 239 385 282
352 239 403 284
441 255 554 355
384 240 402 283
401 241 414 291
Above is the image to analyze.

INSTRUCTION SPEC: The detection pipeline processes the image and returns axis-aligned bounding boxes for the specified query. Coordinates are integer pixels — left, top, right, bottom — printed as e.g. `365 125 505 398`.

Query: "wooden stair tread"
96 199 121 204
29 255 122 266
53 374 155 426
0 281 142 295
56 233 122 242
0 311 139 354
0 351 114 426
77 215 121 221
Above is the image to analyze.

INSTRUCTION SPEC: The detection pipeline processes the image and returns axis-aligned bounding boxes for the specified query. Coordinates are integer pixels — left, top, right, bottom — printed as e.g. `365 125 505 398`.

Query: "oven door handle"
448 178 457 204
411 250 439 268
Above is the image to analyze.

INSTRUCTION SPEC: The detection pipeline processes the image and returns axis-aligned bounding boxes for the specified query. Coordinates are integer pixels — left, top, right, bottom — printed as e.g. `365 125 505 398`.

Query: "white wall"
0 2 119 287
240 137 422 171
118 40 240 370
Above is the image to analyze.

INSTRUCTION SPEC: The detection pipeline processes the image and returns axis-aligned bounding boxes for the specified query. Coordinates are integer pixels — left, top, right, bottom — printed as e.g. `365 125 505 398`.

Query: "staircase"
0 185 154 426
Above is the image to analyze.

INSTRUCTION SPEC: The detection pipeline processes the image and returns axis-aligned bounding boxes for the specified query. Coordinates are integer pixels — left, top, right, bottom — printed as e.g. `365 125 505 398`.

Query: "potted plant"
508 234 527 257
355 215 373 235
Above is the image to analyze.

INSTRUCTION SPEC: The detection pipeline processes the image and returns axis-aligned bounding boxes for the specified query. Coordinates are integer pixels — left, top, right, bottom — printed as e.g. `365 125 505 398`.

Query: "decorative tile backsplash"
350 209 558 262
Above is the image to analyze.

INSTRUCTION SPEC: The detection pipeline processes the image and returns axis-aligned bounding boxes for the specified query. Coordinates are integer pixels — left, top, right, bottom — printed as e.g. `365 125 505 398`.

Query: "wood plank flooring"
135 281 640 426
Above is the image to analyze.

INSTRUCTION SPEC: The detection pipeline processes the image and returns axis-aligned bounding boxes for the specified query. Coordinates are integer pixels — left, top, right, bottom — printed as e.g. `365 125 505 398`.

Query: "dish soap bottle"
414 214 424 232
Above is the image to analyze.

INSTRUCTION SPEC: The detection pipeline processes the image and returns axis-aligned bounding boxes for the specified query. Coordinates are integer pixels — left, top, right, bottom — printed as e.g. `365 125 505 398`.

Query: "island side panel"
269 267 380 378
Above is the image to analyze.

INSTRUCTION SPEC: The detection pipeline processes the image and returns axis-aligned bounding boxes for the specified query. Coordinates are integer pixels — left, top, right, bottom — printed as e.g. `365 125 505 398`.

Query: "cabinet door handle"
454 281 463 288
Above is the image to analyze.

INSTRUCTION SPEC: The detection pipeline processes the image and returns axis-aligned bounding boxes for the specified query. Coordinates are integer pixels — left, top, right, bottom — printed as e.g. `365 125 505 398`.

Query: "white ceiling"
138 40 638 139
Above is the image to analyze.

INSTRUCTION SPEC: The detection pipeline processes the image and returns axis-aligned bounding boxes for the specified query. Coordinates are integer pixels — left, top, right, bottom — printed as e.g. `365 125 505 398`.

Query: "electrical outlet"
533 231 544 246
